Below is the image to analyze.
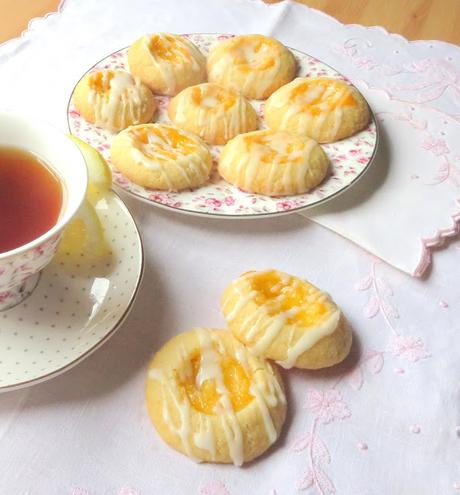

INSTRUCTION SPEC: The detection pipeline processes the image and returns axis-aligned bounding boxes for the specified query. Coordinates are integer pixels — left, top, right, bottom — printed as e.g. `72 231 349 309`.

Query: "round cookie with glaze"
218 129 329 196
110 124 212 191
264 77 371 143
73 70 156 131
221 270 352 370
207 34 296 99
128 33 206 96
168 83 258 145
146 328 286 465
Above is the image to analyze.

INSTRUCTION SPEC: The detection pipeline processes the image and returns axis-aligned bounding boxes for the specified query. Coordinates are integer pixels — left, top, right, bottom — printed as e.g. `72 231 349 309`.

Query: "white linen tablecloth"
0 1 459 494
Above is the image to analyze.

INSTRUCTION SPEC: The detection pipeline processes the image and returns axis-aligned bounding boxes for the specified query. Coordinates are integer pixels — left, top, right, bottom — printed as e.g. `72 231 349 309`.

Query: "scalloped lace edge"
0 0 67 52
414 198 460 277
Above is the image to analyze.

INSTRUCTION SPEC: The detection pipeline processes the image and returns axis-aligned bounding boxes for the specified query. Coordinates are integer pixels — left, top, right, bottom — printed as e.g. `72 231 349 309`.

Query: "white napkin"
303 81 460 276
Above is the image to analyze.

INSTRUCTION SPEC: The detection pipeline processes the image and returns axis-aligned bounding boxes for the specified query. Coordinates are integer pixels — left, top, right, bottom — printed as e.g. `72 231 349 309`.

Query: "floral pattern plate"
67 33 378 218
0 192 143 391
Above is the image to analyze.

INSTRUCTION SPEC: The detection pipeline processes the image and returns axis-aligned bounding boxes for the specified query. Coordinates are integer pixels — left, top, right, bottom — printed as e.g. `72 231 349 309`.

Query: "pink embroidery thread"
355 260 399 327
292 388 351 493
357 261 430 362
200 481 231 495
409 425 421 434
414 198 460 277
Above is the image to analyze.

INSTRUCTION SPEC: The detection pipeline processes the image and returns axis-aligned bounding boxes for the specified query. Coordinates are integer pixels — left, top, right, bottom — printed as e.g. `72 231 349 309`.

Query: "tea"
0 146 63 254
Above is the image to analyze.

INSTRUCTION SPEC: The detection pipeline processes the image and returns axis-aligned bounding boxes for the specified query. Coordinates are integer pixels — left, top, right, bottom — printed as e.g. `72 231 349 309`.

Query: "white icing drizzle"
147 327 285 466
279 310 341 369
220 131 318 193
148 368 164 381
193 414 216 461
249 381 277 443
143 34 204 95
267 78 355 140
224 271 341 368
87 71 146 130
149 367 200 462
250 316 286 354
119 125 209 191
208 36 284 98
194 328 244 466
171 84 254 143
224 283 257 321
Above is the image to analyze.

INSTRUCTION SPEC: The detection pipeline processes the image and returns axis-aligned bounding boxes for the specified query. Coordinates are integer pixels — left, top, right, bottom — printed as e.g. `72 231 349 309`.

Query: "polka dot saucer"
0 192 143 391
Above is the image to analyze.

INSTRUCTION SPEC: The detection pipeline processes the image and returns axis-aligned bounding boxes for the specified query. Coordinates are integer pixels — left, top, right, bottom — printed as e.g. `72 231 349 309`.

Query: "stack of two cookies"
146 269 352 466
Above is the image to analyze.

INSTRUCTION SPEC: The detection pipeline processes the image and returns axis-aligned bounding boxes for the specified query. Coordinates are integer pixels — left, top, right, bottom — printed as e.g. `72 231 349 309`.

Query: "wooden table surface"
0 0 459 45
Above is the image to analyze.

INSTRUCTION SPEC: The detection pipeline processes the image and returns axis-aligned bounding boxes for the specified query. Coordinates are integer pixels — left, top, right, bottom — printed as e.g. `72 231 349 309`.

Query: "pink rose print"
0 291 10 303
388 335 430 362
114 173 130 187
148 193 182 208
204 198 222 208
276 200 295 211
305 388 350 425
223 196 235 206
69 109 80 118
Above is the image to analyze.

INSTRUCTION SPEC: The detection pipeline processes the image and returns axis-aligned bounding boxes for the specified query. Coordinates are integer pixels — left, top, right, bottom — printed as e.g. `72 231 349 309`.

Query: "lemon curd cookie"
221 270 352 370
72 70 156 132
218 129 328 196
264 77 371 143
110 124 212 191
207 35 296 100
168 83 258 145
146 328 286 465
128 33 206 96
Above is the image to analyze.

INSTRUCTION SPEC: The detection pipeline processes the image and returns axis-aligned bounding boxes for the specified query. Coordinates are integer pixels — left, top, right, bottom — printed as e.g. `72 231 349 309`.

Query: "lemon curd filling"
231 38 278 71
250 271 329 327
148 34 189 62
130 126 198 161
182 352 254 414
292 79 356 116
190 86 236 111
89 70 114 93
243 132 304 165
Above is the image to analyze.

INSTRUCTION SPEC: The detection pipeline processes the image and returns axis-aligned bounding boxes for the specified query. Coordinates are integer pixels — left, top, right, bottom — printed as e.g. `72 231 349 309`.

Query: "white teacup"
0 112 88 311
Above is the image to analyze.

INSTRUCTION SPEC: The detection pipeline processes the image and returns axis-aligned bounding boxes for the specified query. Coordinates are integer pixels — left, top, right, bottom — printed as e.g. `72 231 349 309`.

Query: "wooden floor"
0 0 459 45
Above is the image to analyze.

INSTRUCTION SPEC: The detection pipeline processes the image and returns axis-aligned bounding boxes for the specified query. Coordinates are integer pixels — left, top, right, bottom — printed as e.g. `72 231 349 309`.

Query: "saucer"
0 192 143 391
67 33 378 219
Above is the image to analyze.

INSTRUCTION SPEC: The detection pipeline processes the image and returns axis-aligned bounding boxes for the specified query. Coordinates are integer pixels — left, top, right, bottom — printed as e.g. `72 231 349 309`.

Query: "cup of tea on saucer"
0 111 88 311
